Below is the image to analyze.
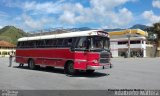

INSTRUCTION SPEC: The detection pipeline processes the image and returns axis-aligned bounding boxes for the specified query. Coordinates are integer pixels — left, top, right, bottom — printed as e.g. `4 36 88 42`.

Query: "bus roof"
18 30 108 41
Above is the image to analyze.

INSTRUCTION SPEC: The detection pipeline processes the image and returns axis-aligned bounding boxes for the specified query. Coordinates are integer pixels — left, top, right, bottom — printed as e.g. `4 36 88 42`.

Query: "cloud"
1 0 135 30
59 3 93 24
59 0 133 28
152 0 160 8
0 11 9 18
0 25 3 29
90 0 128 11
107 8 133 26
142 10 160 24
23 0 64 14
21 0 134 29
2 0 22 8
22 14 51 29
0 11 10 27
59 11 75 24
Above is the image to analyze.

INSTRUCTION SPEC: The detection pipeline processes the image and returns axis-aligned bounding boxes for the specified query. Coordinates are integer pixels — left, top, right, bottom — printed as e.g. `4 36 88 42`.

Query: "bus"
16 30 112 75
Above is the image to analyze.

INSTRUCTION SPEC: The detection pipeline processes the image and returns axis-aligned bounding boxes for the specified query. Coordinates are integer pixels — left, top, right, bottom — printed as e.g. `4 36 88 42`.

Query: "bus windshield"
75 36 110 51
91 36 110 51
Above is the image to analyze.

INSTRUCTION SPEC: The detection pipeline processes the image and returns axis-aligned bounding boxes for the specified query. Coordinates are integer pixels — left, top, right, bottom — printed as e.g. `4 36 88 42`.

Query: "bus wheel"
28 59 35 70
65 62 76 75
86 70 95 74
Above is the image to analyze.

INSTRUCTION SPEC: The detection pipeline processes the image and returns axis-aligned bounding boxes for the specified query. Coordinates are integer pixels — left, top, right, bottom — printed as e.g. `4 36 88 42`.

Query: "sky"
0 0 160 32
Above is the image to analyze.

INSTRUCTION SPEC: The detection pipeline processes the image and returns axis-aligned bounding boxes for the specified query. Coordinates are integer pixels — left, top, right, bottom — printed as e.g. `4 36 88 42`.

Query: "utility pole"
127 30 131 58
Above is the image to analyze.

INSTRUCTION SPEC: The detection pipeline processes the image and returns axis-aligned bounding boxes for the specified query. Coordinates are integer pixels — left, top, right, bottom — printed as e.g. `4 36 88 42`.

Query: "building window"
118 41 128 45
118 40 141 45
130 40 140 44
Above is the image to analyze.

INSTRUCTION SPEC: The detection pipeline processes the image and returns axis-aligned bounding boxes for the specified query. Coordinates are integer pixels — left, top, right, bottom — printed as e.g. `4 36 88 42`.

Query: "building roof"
18 30 109 41
0 40 16 47
108 29 148 38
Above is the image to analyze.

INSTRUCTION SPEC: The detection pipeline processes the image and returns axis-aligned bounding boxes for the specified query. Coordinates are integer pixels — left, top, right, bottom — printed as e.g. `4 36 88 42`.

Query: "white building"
109 29 148 58
0 40 16 57
110 37 146 57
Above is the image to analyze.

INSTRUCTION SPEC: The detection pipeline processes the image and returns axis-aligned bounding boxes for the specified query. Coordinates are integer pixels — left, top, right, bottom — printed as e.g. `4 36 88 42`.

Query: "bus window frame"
73 36 90 51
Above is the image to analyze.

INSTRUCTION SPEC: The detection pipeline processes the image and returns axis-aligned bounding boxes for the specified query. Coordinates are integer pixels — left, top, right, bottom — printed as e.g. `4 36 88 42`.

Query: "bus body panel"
16 48 74 67
16 48 110 70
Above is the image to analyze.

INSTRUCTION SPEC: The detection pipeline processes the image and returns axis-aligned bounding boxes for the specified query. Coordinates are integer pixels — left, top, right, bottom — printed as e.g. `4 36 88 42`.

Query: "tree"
153 22 160 40
147 22 160 57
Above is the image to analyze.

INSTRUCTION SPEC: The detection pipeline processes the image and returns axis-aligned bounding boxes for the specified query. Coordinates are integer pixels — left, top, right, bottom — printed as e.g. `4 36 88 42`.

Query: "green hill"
0 26 28 45
130 24 149 30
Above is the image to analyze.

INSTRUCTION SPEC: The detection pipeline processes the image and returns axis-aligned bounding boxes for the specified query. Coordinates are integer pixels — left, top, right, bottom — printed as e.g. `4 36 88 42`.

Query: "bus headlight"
92 60 98 63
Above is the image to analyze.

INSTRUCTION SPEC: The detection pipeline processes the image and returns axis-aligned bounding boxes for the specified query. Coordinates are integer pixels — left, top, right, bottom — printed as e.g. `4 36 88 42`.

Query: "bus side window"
68 38 72 47
27 40 35 48
26 41 30 48
76 37 87 48
19 41 26 48
35 41 38 48
17 42 21 48
45 39 53 47
25 42 28 48
63 38 72 47
25 41 29 48
36 40 45 48
52 39 57 47
21 41 26 48
57 39 64 47
41 40 46 47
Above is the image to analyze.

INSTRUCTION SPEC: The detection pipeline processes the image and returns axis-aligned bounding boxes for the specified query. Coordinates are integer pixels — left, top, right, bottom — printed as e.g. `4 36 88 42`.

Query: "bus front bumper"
87 64 112 70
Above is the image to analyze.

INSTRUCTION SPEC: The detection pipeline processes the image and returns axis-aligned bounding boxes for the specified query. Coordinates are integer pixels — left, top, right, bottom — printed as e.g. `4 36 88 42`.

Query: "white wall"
110 37 147 57
110 42 118 57
0 48 15 57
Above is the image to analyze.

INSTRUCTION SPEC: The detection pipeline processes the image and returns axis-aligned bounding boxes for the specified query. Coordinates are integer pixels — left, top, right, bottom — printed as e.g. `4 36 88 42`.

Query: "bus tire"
65 62 76 75
86 70 95 74
28 59 36 70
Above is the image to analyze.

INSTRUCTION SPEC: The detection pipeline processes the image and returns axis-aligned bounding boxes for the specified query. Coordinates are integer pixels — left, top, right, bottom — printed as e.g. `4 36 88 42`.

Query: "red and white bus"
16 30 112 75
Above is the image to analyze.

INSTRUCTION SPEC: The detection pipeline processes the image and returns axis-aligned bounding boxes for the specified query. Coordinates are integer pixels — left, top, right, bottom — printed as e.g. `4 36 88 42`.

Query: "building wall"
157 41 160 57
146 45 154 57
0 47 15 57
110 42 118 57
110 37 147 58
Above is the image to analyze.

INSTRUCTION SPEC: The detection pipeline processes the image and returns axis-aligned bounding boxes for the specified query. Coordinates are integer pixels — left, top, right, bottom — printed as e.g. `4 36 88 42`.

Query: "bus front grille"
100 52 110 58
99 58 110 63
99 51 110 64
